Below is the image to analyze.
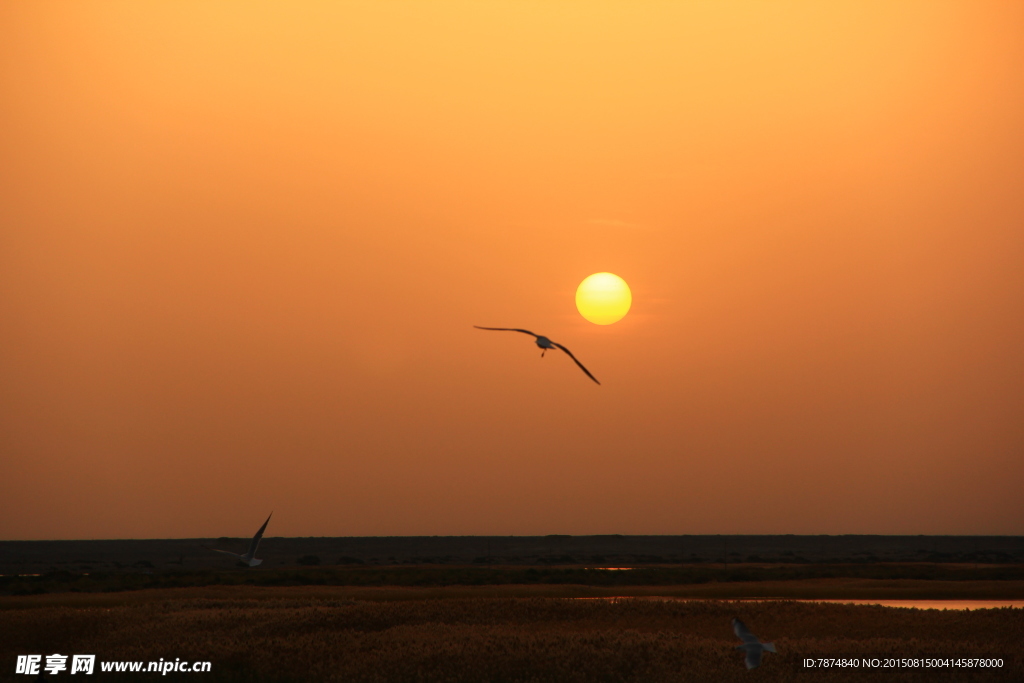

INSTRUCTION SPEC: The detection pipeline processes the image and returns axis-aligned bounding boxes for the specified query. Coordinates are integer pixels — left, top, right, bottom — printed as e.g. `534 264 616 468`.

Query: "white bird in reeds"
732 617 776 670
473 326 600 385
211 513 272 567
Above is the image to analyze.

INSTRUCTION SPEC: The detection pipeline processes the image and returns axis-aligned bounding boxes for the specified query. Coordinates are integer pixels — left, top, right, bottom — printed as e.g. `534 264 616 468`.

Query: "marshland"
3 536 1022 681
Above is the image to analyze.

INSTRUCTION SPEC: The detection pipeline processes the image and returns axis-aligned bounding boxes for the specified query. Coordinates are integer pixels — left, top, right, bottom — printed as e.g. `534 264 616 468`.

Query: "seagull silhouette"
732 618 776 670
211 513 272 567
473 327 600 385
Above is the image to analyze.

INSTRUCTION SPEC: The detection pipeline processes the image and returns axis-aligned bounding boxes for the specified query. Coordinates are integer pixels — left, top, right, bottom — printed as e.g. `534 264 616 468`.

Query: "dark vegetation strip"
3 564 1024 596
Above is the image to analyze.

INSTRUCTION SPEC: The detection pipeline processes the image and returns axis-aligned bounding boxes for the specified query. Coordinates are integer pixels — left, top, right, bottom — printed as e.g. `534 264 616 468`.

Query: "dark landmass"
4 563 1024 597
2 535 1022 596
2 535 1022 576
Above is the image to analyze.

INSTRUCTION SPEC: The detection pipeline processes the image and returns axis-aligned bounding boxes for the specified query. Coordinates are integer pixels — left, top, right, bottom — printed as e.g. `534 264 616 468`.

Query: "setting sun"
575 273 632 325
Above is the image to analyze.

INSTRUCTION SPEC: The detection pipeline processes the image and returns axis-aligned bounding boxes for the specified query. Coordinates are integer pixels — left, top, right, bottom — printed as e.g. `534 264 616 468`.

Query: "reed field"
2 586 1020 682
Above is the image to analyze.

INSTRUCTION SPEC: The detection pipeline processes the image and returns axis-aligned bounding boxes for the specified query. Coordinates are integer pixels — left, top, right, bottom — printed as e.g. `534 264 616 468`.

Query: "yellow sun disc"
576 272 631 325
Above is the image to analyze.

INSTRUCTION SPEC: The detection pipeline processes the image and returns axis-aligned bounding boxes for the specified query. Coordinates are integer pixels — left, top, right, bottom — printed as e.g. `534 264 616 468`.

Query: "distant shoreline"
3 534 1022 577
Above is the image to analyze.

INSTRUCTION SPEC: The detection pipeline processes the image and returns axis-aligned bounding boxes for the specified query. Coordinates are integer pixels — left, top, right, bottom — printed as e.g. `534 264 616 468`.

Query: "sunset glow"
1 1 1022 540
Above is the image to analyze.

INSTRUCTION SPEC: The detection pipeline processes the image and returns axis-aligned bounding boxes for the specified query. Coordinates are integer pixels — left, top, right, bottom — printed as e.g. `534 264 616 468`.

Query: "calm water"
803 599 1024 610
577 597 1024 610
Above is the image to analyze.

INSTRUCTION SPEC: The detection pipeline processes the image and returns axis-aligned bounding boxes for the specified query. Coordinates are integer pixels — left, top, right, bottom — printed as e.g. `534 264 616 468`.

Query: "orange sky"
2 1 1022 540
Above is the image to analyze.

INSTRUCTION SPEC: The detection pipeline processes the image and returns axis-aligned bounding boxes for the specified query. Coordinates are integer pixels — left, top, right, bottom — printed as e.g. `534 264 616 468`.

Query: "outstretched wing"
473 326 538 337
744 646 763 670
552 343 600 385
732 618 759 644
246 512 272 558
210 548 243 560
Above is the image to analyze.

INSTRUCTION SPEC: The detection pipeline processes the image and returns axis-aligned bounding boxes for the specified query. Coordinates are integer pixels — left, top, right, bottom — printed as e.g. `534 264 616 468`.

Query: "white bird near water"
732 618 776 669
473 326 600 384
211 513 272 567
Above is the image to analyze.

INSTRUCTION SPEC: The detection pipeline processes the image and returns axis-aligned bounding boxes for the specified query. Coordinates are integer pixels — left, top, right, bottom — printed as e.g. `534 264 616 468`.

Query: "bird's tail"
763 643 776 653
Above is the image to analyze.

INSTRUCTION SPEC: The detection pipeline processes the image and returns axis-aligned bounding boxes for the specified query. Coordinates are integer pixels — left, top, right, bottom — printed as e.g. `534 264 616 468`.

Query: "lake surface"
804 599 1024 610
578 597 1024 610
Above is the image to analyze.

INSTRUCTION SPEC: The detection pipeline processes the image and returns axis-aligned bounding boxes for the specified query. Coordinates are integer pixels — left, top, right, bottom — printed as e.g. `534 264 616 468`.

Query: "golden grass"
1 587 1020 682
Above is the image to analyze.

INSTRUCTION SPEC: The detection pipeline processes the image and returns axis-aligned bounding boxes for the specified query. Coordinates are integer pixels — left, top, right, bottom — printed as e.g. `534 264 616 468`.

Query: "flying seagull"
732 617 776 670
473 326 600 384
211 513 272 567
